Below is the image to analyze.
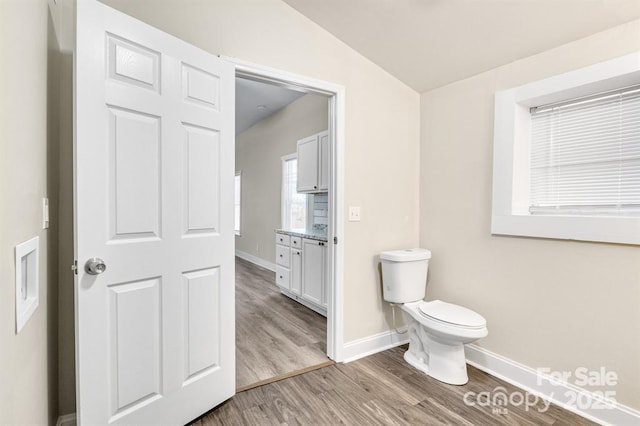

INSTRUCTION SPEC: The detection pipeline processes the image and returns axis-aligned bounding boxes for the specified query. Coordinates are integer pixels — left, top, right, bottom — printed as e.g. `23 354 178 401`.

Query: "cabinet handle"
279 254 283 257
314 185 317 189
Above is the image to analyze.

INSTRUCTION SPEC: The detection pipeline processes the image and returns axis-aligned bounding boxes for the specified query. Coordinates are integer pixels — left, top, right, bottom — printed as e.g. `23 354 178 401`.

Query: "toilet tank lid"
380 248 431 262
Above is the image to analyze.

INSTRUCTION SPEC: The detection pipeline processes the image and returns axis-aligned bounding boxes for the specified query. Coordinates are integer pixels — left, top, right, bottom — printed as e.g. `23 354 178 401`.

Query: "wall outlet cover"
349 206 361 222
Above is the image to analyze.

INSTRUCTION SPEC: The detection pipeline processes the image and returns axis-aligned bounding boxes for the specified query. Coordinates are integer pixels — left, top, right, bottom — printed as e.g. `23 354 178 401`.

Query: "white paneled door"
74 1 235 424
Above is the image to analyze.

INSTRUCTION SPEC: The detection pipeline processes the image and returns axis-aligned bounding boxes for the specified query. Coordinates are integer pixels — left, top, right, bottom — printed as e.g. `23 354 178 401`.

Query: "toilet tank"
380 248 431 303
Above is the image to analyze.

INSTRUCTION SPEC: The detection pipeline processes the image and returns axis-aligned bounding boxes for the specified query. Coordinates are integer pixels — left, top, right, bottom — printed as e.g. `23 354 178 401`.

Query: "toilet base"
404 314 470 385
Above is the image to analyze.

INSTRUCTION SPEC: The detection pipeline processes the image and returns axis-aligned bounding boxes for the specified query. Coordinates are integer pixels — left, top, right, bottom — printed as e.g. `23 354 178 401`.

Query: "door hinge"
71 260 78 275
334 236 338 245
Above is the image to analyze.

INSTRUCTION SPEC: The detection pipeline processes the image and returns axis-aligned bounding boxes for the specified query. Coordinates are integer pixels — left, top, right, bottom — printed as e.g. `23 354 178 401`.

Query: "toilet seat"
418 300 486 329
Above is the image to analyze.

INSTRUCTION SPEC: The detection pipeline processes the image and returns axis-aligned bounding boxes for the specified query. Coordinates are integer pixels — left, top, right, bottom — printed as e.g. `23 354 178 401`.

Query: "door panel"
109 107 161 239
75 1 235 424
183 268 220 382
109 278 162 415
107 34 160 91
182 64 220 109
184 125 220 234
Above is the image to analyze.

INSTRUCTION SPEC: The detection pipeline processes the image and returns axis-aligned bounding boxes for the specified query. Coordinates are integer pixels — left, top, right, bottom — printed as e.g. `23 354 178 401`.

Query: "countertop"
275 228 328 242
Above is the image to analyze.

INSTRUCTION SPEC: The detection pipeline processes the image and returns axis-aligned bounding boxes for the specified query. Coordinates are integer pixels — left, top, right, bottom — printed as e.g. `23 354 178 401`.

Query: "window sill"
491 214 640 245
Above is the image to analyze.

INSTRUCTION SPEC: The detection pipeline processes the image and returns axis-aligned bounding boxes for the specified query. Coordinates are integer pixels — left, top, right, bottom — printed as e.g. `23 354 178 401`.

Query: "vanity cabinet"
274 232 327 316
297 130 328 193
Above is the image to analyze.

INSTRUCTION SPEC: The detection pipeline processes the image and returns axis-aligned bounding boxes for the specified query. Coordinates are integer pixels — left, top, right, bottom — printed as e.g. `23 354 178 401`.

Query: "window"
492 51 640 245
234 171 241 235
282 154 309 230
529 86 640 216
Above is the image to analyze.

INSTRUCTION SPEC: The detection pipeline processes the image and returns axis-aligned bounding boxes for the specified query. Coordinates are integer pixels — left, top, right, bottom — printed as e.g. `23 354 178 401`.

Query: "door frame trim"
224 56 345 362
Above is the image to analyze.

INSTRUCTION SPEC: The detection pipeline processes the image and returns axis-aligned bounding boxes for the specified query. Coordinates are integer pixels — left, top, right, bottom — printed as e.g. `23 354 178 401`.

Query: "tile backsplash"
312 193 328 231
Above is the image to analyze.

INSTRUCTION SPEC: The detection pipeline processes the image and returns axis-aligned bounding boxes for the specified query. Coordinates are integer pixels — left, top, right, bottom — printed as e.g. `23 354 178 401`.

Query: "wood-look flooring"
197 345 595 426
236 257 329 390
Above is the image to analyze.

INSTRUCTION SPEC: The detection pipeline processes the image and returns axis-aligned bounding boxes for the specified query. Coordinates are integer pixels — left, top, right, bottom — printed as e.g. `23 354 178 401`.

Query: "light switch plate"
349 206 361 222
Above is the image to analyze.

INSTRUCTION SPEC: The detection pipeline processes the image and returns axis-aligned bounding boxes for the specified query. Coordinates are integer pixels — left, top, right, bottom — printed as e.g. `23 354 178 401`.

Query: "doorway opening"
229 59 344 391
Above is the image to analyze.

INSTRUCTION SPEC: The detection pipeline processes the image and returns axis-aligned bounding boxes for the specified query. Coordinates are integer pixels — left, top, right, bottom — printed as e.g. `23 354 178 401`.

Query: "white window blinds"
529 85 640 216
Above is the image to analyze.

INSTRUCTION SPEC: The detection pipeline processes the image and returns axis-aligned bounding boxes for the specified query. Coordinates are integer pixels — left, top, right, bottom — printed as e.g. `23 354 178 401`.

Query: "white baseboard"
466 344 640 426
341 328 408 363
56 413 76 426
235 250 276 272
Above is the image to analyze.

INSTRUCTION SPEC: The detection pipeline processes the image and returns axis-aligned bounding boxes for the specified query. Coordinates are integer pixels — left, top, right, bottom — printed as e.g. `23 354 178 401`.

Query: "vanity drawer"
276 244 290 267
275 266 290 289
275 233 290 246
290 236 302 248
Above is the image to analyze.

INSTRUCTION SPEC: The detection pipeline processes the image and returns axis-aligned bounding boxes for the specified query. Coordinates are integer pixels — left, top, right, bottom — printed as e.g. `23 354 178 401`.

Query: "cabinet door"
275 244 290 268
318 131 329 191
301 239 324 306
275 265 290 290
297 135 319 192
290 248 302 296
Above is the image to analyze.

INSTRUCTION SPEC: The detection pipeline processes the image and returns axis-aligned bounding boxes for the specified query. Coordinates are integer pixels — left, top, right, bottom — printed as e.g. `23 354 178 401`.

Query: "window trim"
281 153 313 230
234 170 242 236
492 51 640 245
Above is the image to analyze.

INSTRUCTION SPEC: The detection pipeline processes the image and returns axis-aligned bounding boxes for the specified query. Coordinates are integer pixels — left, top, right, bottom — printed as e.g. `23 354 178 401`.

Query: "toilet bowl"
380 249 488 385
401 300 487 385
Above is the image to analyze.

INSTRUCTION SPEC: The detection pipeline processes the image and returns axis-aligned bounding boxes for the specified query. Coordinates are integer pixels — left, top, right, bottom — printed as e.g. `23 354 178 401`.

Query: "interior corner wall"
235 94 328 265
0 0 60 424
419 19 640 410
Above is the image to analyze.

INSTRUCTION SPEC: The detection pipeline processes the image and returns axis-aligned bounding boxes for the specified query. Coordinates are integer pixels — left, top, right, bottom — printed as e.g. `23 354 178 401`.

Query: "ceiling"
236 78 305 134
282 0 640 93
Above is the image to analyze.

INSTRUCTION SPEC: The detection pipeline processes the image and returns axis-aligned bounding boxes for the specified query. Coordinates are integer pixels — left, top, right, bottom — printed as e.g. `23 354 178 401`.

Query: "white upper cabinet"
297 130 328 193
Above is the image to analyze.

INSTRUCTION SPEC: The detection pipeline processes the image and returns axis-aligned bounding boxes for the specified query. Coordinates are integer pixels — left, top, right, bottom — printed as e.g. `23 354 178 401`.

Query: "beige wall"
0 0 60 424
420 20 640 410
236 93 328 264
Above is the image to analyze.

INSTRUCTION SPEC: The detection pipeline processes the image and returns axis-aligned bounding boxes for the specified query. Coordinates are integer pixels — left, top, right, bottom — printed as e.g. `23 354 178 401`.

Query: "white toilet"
380 248 488 385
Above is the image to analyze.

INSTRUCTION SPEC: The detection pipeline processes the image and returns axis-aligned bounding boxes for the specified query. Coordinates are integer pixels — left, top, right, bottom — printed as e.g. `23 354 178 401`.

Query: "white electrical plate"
15 236 39 333
348 206 361 222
